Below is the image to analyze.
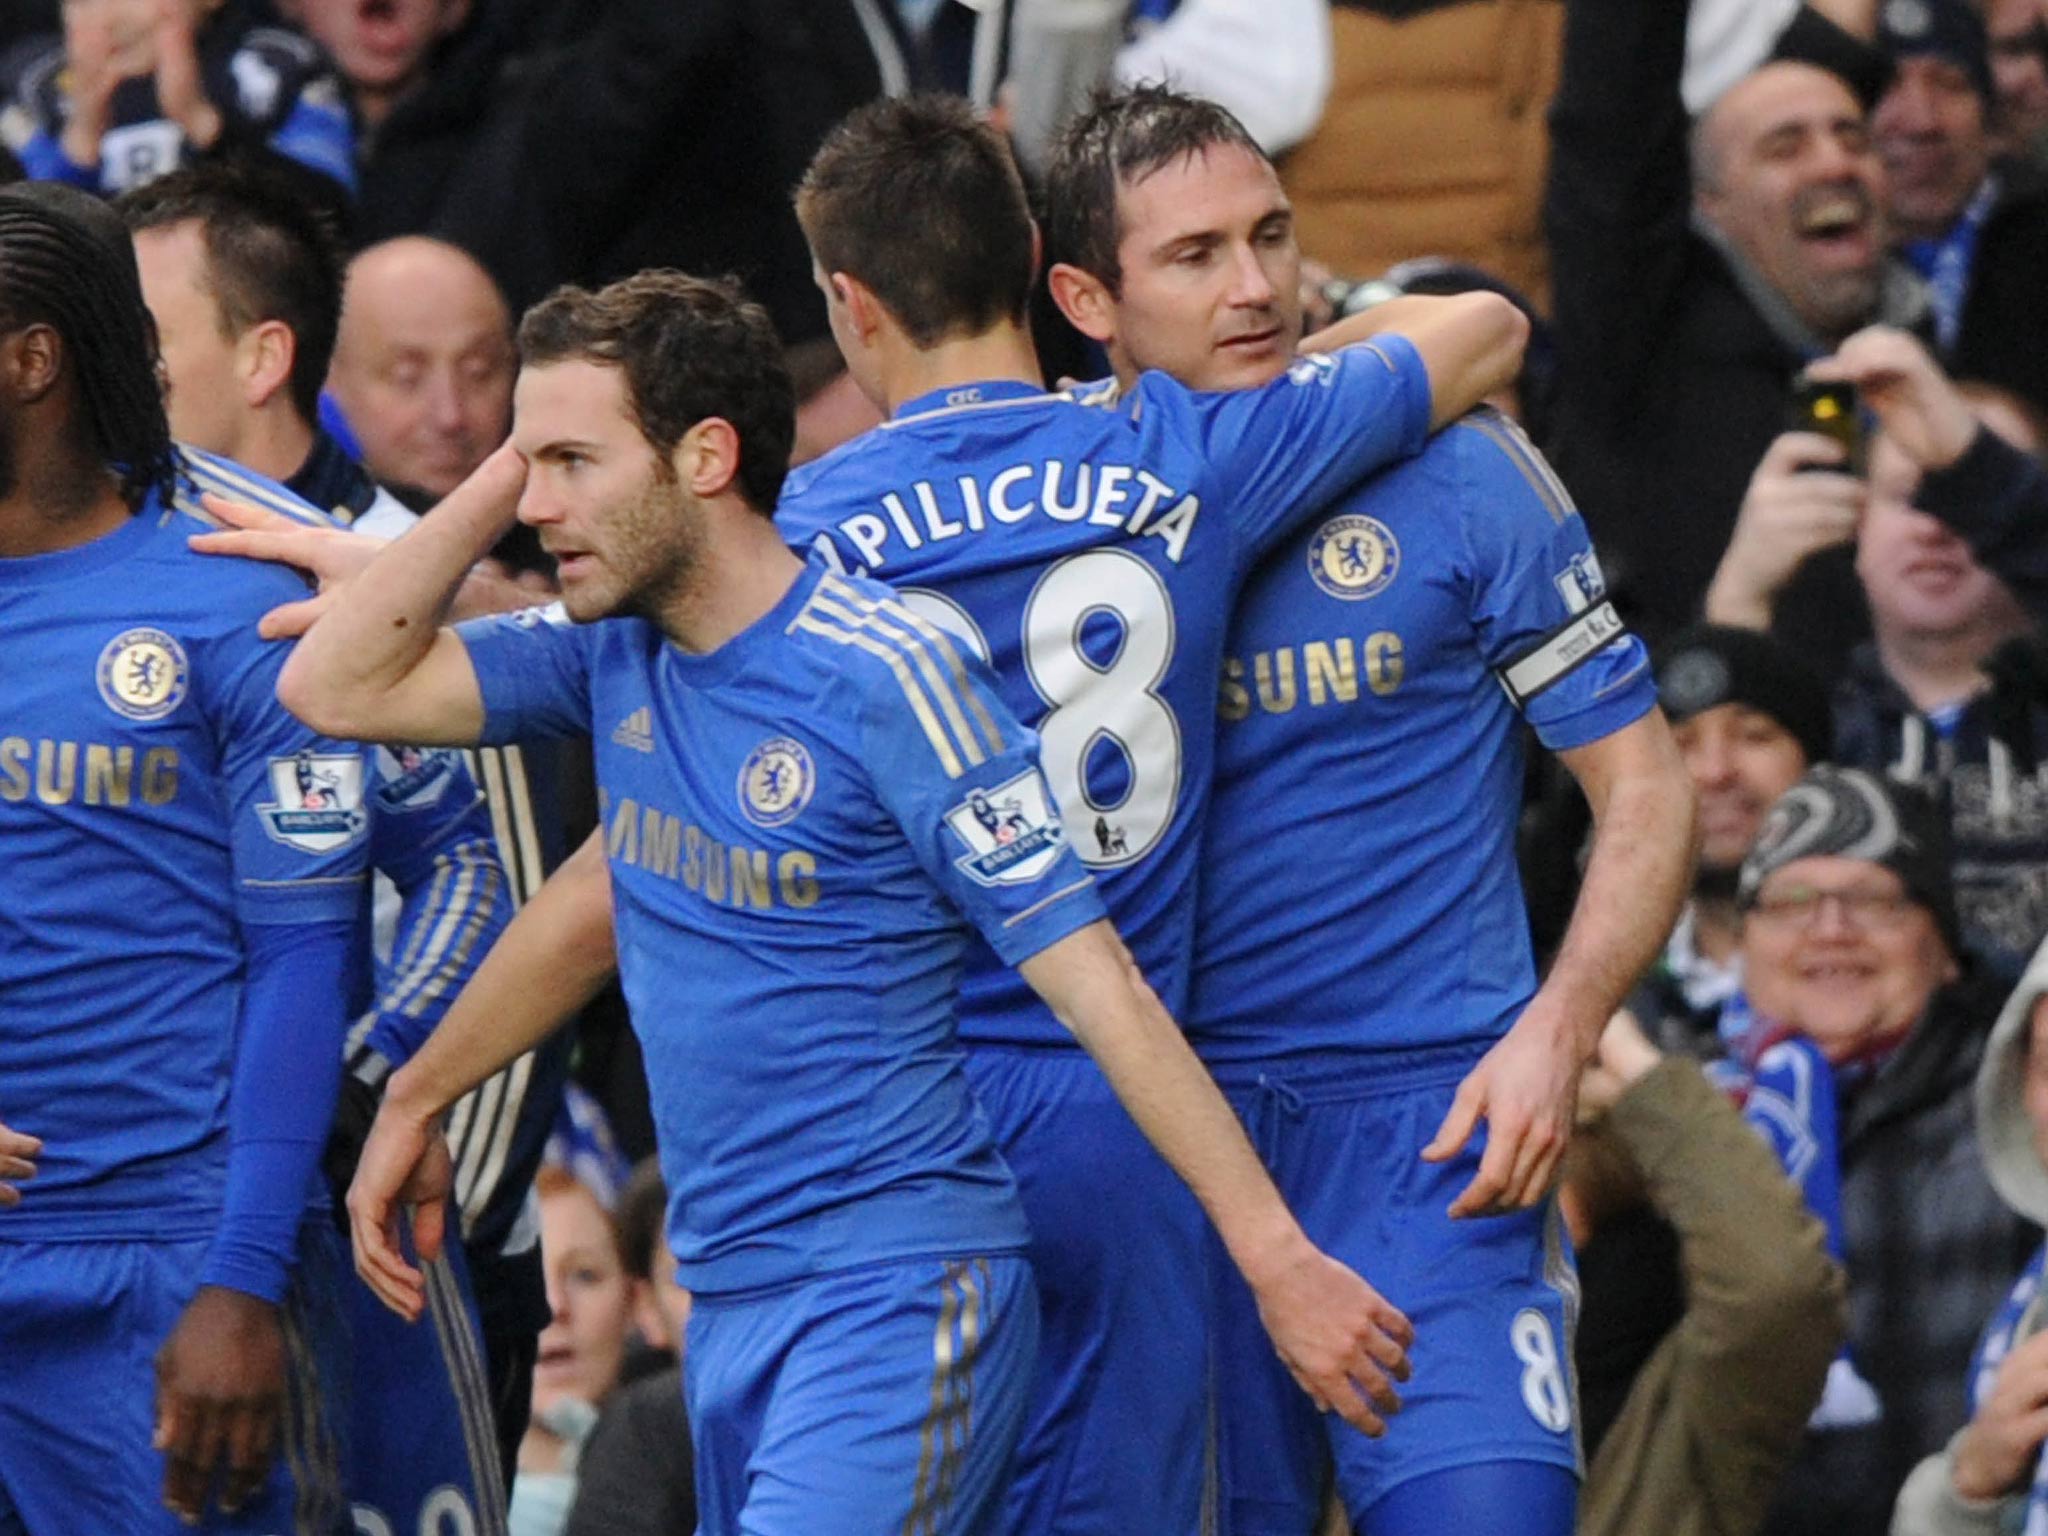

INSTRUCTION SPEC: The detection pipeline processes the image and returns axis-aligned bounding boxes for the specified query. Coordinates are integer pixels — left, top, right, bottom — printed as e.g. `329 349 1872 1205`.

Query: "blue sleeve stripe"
1458 410 1576 525
382 840 506 1023
817 576 1007 756
790 577 1002 779
178 450 333 528
380 843 462 1011
793 607 975 777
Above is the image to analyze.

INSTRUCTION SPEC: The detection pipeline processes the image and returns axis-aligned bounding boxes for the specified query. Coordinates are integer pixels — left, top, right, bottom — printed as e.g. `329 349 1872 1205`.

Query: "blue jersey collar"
0 494 161 588
890 378 1051 426
661 556 826 689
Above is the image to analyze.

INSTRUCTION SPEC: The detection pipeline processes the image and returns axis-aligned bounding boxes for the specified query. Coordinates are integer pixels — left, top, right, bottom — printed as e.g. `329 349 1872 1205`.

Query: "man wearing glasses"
1730 764 2033 1533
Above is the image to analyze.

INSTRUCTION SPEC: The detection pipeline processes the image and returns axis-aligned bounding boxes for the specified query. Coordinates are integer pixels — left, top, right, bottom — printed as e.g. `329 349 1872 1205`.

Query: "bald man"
1544 0 1929 679
328 236 514 502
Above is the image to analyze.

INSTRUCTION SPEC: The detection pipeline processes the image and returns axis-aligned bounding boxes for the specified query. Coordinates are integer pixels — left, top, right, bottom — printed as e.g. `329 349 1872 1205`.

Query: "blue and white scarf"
1726 1011 1884 1429
1967 1241 2048 1532
1902 174 2000 354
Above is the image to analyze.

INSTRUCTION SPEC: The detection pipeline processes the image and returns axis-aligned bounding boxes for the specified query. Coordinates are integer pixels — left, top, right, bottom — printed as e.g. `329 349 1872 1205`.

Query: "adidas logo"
611 707 655 753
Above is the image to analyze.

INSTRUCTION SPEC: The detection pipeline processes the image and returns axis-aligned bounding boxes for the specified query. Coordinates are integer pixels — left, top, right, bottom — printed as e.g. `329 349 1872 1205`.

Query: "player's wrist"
381 1062 449 1127
1232 1219 1318 1296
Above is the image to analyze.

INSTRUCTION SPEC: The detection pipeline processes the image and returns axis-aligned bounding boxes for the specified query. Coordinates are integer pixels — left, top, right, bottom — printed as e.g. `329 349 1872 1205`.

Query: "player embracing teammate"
178 85 1694 1536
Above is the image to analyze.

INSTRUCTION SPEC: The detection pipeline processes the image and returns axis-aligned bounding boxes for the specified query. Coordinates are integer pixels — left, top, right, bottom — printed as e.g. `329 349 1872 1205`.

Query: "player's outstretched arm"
190 495 551 632
1425 711 1697 1216
1300 292 1529 430
351 830 618 1318
0 1121 39 1208
1019 920 1414 1436
266 445 529 746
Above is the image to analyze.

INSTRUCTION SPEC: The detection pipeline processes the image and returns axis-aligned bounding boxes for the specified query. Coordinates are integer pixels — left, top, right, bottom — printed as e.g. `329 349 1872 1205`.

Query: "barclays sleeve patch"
259 749 368 852
943 770 1068 887
373 744 458 812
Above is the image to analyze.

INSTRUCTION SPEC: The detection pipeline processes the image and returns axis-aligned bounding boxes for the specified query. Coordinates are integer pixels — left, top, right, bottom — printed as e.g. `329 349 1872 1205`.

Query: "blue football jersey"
456 561 1105 1294
776 341 1433 1045
0 497 370 1236
1189 411 1657 1067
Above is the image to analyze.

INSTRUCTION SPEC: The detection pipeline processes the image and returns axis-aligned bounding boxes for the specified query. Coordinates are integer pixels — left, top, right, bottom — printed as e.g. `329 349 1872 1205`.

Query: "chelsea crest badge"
1306 515 1398 600
96 627 190 721
739 737 816 828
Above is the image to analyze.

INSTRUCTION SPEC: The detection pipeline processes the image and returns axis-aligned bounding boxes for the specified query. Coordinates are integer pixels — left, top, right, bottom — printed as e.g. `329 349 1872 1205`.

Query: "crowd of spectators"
10 0 2048 1531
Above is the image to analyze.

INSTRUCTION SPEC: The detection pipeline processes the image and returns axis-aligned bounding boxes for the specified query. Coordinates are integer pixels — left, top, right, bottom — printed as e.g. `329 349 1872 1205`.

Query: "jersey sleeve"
361 747 512 1068
855 622 1107 967
209 624 371 927
1151 335 1433 564
455 605 598 744
1452 410 1657 750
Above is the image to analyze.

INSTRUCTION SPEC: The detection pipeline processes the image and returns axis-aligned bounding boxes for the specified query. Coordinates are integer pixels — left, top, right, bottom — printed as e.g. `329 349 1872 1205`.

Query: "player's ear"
1046 262 1115 346
240 319 296 411
835 273 887 345
2 322 62 405
678 416 742 500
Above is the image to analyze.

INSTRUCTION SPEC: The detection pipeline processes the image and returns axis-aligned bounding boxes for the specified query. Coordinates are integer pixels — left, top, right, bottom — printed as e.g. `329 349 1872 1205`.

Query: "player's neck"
0 440 131 559
880 321 1042 415
653 504 807 657
224 405 317 488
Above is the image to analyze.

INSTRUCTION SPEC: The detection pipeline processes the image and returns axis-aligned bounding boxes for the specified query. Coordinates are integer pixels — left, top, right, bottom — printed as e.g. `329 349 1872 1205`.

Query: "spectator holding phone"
1709 341 2048 977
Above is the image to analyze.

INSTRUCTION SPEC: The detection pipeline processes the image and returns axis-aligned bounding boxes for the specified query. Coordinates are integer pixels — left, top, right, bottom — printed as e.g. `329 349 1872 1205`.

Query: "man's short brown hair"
1044 84 1266 295
795 94 1035 347
517 270 796 513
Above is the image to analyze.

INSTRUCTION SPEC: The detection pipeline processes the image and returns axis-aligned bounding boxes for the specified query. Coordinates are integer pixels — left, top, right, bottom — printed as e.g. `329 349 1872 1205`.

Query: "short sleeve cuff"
980 875 1107 970
453 614 552 746
1525 639 1658 752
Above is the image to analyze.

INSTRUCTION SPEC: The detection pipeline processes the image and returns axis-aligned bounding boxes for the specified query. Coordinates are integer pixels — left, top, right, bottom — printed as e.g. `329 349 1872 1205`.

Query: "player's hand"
190 496 389 638
1702 432 1865 629
1423 1005 1583 1218
345 1097 453 1321
0 1120 41 1208
1806 326 1979 473
153 0 222 149
1248 1237 1414 1437
153 1286 286 1522
1951 1329 2048 1501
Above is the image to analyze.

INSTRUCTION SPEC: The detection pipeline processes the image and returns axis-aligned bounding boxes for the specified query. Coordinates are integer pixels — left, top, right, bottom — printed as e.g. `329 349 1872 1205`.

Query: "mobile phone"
1786 375 1865 475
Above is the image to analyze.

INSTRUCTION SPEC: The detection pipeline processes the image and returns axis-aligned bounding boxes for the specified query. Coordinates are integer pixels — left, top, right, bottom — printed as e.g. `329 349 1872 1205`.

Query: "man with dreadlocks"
0 180 364 1532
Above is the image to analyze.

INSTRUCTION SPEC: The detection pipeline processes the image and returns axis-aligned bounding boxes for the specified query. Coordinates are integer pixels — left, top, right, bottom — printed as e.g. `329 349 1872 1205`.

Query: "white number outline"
898 548 1182 870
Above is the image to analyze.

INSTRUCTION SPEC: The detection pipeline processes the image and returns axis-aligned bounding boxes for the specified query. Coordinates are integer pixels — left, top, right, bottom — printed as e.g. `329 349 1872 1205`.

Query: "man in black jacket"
1545 0 1922 674
1869 0 2048 422
286 0 889 344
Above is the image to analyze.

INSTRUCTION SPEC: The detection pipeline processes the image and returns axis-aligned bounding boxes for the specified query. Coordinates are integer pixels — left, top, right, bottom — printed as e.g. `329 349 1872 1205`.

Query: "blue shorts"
0 1225 352 1535
687 1254 1037 1536
964 1046 1212 1536
345 1223 508 1536
1212 1046 1581 1534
